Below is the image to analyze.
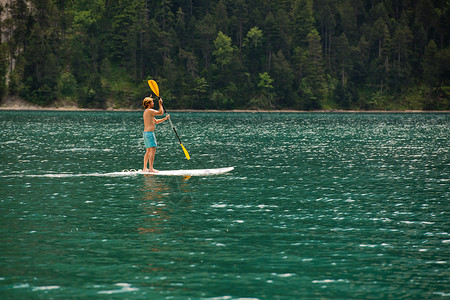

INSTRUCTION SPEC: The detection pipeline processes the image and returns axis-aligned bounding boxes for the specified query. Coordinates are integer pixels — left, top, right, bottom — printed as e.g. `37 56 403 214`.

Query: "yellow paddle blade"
148 80 159 97
181 144 190 160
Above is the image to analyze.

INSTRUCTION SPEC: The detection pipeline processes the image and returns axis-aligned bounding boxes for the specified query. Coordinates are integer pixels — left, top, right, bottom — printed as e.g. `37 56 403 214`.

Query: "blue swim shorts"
143 131 157 148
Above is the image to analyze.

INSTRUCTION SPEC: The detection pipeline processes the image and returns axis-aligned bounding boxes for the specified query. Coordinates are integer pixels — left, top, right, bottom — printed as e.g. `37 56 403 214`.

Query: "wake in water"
2 171 140 178
3 169 153 178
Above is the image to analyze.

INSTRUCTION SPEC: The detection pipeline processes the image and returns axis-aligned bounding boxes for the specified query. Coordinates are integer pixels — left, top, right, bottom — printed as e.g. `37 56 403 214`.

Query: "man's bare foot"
143 168 149 172
149 169 159 173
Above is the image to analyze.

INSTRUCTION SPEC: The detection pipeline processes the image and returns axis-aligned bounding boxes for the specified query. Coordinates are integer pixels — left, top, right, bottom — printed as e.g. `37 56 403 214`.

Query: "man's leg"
143 148 151 171
148 147 158 172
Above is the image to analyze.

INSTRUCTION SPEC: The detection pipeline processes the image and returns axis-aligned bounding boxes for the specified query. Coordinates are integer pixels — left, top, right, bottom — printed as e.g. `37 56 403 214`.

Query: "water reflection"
139 174 195 207
138 175 171 235
138 175 195 234
136 175 200 290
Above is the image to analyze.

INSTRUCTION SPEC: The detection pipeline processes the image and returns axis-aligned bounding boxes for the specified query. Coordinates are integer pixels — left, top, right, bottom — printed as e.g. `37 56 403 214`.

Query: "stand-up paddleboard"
11 167 234 178
117 166 234 176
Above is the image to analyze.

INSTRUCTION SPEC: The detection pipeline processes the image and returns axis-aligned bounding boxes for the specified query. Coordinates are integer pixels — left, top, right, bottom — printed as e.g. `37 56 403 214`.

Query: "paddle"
148 80 190 160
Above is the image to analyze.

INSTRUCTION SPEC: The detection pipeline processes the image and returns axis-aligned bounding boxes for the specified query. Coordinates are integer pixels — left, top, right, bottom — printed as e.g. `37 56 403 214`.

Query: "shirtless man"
142 96 170 172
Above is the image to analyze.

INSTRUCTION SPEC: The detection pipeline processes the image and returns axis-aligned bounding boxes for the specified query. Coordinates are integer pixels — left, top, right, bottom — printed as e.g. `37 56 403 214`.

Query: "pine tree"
291 0 315 48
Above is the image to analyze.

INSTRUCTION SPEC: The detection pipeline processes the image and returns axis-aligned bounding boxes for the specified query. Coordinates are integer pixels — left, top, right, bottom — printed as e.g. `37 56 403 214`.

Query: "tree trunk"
140 31 143 80
379 38 381 58
328 32 332 70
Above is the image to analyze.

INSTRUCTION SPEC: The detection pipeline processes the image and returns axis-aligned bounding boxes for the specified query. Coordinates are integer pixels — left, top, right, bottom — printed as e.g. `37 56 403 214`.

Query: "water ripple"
1 111 449 299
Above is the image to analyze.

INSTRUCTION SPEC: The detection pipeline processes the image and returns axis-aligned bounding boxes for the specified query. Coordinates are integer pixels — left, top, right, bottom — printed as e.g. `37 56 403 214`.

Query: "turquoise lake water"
1 111 449 299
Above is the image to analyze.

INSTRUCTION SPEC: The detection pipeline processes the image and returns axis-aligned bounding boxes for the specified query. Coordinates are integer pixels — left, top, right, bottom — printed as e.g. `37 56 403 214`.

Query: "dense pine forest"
0 0 449 110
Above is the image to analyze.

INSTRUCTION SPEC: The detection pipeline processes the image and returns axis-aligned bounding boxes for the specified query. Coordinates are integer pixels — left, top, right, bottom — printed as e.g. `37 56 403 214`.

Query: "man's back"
143 109 156 132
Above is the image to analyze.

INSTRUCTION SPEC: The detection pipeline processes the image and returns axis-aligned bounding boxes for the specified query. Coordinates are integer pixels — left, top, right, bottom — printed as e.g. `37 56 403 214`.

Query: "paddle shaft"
162 104 182 145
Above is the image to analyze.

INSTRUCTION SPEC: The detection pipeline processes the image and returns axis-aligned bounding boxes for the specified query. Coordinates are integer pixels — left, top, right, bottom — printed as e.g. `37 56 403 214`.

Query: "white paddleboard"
116 166 234 176
9 167 234 178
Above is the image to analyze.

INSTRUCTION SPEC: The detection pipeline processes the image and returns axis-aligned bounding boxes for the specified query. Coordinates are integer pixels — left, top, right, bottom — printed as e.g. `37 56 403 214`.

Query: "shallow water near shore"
1 111 449 298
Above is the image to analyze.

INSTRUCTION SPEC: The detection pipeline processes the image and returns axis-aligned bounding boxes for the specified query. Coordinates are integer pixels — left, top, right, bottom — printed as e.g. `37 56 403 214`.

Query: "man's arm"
155 98 164 115
148 99 164 116
155 115 170 124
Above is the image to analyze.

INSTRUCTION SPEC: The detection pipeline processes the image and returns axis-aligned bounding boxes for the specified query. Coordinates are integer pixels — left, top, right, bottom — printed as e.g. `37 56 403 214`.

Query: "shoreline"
0 96 448 113
1 106 448 114
1 105 448 114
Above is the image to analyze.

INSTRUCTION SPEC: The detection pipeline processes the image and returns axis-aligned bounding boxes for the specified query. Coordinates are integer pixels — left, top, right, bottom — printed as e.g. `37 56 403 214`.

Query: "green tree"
334 81 352 109
193 77 208 105
229 0 248 51
291 0 315 48
79 72 106 108
370 16 392 94
214 0 228 34
336 33 350 87
337 0 360 40
392 13 413 66
244 26 263 48
257 72 274 108
7 0 29 57
213 31 236 70
315 0 336 70
272 50 295 108
391 13 413 93
423 40 439 92
304 29 326 105
243 26 264 76
179 48 198 79
21 22 60 105
108 2 135 61
196 13 216 69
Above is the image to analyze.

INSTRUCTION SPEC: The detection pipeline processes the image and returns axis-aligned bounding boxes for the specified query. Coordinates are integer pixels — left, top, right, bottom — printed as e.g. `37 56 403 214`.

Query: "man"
142 96 170 173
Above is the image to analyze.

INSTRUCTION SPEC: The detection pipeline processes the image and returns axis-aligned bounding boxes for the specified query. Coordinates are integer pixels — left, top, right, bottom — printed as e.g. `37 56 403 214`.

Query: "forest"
0 0 449 110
